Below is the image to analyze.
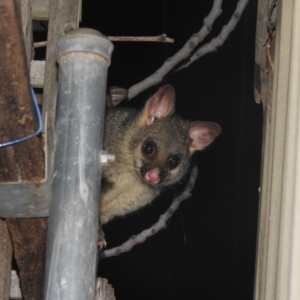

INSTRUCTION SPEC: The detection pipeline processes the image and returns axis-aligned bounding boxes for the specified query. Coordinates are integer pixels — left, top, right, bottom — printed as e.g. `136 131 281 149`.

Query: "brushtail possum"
100 84 221 225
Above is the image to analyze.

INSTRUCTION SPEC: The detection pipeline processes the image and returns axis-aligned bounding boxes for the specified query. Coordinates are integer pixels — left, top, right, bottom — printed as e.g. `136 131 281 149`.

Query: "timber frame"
254 1 300 300
0 1 81 299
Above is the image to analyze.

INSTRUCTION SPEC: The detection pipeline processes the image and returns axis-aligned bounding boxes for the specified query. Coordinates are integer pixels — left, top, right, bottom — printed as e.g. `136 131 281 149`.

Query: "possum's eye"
143 141 156 156
168 155 181 169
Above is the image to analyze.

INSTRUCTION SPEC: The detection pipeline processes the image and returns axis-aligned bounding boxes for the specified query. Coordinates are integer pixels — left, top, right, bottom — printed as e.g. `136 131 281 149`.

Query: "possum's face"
132 116 192 188
139 138 185 186
128 84 221 189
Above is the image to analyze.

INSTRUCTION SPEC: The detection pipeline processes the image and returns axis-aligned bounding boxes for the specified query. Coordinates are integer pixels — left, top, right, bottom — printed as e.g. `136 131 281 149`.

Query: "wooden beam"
0 2 47 299
31 0 82 21
6 218 48 300
0 219 13 300
31 0 50 20
21 0 34 64
43 0 81 127
30 60 46 88
1 1 81 298
0 0 44 182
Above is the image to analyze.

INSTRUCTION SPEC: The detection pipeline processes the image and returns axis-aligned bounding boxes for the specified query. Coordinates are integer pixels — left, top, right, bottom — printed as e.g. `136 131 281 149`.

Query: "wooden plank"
43 0 81 127
10 270 22 299
30 60 45 88
31 0 50 20
0 0 44 183
21 0 34 64
0 219 13 300
7 1 81 299
0 1 47 299
31 0 82 21
1 1 80 299
6 218 48 300
254 0 276 108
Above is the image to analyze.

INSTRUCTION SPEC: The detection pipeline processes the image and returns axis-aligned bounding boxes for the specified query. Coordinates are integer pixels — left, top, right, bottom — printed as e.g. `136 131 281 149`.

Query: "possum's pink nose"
145 167 160 185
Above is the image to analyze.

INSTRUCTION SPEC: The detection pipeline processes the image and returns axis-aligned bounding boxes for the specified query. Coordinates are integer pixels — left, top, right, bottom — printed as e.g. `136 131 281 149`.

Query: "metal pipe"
44 28 113 300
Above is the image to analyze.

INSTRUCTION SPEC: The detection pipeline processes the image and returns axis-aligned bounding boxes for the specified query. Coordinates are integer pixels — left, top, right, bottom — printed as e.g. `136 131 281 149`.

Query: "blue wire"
0 87 43 148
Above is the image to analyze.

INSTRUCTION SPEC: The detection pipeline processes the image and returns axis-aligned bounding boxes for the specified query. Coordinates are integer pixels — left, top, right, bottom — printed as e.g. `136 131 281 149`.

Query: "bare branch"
127 0 250 99
33 34 174 48
33 41 47 48
100 167 198 260
178 0 249 70
127 0 223 99
108 34 174 43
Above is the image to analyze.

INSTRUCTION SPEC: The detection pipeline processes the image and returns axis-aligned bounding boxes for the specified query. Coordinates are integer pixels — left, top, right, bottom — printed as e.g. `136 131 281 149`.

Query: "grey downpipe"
44 29 113 300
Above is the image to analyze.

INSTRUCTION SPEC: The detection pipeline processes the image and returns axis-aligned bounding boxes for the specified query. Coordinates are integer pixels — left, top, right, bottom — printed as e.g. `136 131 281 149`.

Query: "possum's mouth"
140 165 166 187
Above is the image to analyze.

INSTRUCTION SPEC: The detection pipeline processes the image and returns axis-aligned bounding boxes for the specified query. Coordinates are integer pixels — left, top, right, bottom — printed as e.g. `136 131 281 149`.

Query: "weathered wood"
6 218 48 300
30 60 46 88
31 0 82 21
0 2 47 299
21 0 34 65
43 0 81 127
10 270 22 299
0 0 44 182
2 1 81 299
0 219 13 300
31 0 50 20
254 0 276 108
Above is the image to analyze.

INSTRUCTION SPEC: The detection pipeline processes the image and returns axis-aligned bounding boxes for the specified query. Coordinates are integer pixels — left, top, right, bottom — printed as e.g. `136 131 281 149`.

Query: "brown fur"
100 85 221 224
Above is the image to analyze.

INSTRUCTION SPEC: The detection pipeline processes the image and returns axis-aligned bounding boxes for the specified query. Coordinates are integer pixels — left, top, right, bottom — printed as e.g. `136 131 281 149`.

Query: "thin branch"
178 0 249 70
266 33 275 72
127 0 223 100
33 34 174 48
33 41 47 48
108 34 174 43
99 167 198 260
264 0 276 73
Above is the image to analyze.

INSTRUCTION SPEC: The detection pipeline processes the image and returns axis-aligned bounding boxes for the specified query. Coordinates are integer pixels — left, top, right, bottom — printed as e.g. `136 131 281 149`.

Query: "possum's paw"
98 226 107 250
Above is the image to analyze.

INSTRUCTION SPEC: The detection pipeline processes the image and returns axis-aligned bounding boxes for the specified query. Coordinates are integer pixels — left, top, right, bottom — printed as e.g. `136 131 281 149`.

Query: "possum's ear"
106 86 128 107
142 85 175 125
188 122 221 152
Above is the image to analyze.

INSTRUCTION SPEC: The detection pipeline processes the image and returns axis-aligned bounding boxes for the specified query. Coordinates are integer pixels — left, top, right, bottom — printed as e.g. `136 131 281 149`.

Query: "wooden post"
43 0 81 126
0 1 46 299
0 1 44 182
6 218 48 300
0 219 13 300
20 0 34 65
1 0 81 298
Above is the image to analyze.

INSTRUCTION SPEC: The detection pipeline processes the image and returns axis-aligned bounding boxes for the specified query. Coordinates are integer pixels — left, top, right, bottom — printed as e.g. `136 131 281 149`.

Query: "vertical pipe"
44 28 113 300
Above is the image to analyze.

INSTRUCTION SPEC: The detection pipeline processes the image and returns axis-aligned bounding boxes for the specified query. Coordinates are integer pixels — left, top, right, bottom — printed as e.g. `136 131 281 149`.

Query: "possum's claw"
98 226 107 250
